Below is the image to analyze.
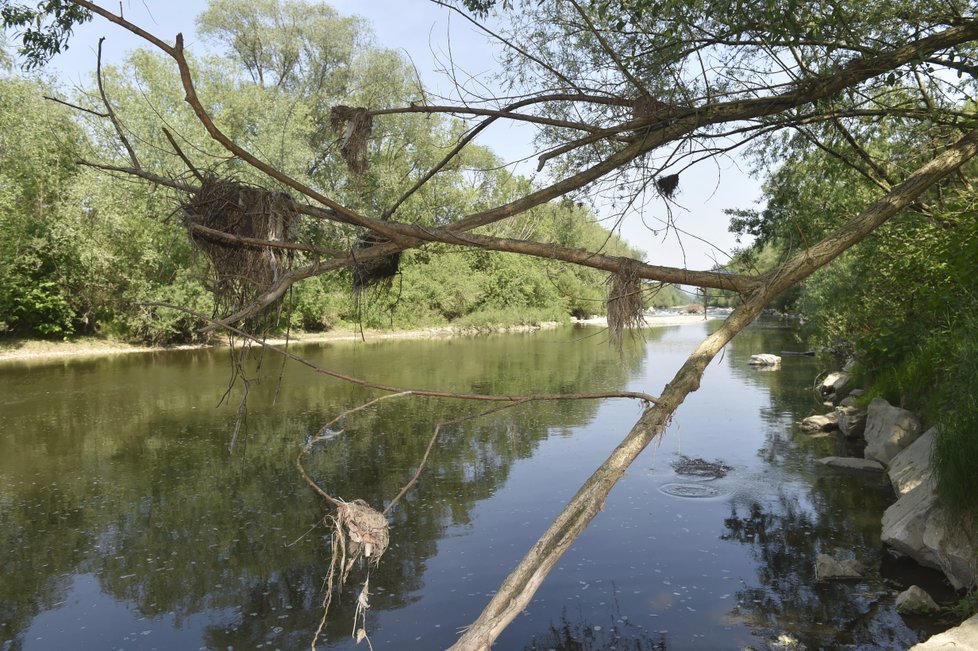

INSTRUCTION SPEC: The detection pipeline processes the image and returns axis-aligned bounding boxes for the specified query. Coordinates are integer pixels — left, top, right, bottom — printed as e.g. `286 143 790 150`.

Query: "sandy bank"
0 314 721 364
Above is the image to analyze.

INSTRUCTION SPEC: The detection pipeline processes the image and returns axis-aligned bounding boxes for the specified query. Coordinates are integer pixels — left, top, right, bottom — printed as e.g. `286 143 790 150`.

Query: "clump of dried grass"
181 176 297 318
330 105 373 175
313 498 389 648
655 173 680 199
351 232 401 295
607 261 646 351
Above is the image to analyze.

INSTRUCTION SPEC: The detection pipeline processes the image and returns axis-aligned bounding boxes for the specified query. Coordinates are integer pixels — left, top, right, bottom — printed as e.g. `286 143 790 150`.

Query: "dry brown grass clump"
181 176 297 315
351 232 401 295
336 498 390 569
607 261 646 350
330 105 373 175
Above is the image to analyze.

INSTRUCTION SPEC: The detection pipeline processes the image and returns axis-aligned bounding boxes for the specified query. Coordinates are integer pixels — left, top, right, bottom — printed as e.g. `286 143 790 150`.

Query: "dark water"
0 320 945 650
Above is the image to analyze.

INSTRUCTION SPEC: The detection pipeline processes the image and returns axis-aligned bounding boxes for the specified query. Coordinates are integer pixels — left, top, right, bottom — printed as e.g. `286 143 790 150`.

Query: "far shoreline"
0 313 720 364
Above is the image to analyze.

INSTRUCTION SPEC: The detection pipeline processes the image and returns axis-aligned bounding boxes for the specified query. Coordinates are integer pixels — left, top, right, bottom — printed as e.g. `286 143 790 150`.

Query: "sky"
43 0 762 270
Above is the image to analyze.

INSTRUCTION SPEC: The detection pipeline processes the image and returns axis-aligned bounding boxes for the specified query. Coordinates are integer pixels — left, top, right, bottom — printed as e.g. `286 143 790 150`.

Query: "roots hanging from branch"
606 260 646 351
330 105 373 175
181 175 298 327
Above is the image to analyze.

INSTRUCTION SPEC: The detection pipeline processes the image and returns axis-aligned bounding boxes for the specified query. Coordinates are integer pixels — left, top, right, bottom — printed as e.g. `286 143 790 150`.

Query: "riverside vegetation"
0 31 687 344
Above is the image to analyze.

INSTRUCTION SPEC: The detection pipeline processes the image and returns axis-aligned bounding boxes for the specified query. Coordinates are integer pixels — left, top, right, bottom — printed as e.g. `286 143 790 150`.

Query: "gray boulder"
836 405 867 439
863 398 922 465
815 553 863 580
818 371 850 403
888 427 937 497
895 585 940 615
910 613 978 650
817 457 884 472
800 413 838 434
881 475 977 590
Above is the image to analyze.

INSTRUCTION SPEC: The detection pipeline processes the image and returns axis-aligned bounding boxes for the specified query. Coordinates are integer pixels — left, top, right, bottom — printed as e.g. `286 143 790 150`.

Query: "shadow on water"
0 320 952 650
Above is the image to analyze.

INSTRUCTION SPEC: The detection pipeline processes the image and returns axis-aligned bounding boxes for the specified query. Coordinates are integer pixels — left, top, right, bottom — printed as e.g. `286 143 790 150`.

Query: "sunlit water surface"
0 320 947 650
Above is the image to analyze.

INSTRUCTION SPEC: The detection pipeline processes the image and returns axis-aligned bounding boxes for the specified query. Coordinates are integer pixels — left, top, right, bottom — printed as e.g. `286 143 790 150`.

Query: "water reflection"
0 322 942 650
0 329 648 649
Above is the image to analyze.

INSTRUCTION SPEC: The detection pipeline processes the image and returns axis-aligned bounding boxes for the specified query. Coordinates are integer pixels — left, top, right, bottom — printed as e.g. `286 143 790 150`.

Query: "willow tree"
5 0 978 648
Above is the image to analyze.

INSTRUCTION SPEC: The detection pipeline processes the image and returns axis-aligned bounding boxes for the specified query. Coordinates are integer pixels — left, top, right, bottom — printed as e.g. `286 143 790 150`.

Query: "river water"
0 320 946 650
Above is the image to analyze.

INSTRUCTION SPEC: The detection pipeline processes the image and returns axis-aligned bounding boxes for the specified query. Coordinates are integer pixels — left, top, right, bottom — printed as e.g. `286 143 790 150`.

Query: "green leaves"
0 0 91 68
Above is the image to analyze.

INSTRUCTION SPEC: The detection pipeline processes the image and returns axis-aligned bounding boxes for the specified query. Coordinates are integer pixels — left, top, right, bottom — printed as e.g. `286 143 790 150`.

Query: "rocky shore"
799 368 978 648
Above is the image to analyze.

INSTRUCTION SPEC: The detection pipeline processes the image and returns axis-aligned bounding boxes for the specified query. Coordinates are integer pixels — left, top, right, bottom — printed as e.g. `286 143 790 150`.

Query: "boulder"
836 405 867 439
887 427 937 497
910 613 978 650
817 457 885 472
863 398 922 465
817 371 850 403
800 413 838 433
895 585 940 615
749 353 782 367
881 475 977 590
815 553 863 580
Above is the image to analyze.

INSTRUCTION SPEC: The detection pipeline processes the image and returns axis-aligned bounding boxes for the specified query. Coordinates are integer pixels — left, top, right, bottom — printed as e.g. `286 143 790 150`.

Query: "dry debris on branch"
606 260 646 351
351 231 401 295
181 175 298 317
330 105 373 175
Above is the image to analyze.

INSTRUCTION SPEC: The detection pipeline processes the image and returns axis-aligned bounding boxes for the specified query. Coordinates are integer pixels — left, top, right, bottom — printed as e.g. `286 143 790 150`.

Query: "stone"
836 405 867 439
895 585 940 615
815 553 863 580
800 413 838 433
881 475 977 590
817 457 885 472
888 427 937 497
749 353 782 367
863 397 922 465
910 613 978 650
817 371 850 403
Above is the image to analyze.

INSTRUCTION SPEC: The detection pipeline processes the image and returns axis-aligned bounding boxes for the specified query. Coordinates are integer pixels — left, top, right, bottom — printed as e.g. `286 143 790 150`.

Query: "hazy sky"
46 0 762 270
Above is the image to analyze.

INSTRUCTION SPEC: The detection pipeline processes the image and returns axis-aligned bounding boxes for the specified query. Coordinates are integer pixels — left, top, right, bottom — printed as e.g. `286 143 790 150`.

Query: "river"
0 320 946 650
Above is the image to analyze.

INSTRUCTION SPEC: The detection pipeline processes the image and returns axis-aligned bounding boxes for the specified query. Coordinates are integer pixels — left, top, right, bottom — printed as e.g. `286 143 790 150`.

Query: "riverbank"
0 313 719 363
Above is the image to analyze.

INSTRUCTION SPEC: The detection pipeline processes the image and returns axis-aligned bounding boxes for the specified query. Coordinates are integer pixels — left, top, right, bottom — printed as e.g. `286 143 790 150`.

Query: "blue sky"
45 0 761 270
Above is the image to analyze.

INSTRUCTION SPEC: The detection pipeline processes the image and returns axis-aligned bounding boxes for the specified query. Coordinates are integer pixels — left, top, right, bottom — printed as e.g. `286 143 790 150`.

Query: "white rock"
881 475 977 590
863 397 922 465
800 413 839 433
817 457 885 472
910 613 978 650
818 371 850 402
888 427 937 497
896 585 940 615
749 354 782 367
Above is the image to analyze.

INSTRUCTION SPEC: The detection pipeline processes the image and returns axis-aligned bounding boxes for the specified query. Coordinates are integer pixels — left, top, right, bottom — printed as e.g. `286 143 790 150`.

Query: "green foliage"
734 85 978 515
1 0 90 68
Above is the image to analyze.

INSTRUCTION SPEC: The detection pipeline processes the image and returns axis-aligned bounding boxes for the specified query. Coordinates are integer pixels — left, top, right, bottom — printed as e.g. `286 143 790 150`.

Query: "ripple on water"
658 482 724 499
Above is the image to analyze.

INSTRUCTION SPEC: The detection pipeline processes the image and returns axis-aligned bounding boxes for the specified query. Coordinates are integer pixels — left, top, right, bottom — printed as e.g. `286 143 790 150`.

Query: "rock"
749 354 782 367
896 585 940 615
815 553 863 580
800 413 839 433
817 457 885 472
863 397 922 465
881 475 977 590
910 613 978 650
817 371 850 403
888 427 937 497
836 404 867 438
